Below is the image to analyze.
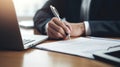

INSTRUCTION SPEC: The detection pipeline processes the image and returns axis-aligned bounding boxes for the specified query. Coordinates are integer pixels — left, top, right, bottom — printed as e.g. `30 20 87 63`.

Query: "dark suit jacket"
34 0 120 37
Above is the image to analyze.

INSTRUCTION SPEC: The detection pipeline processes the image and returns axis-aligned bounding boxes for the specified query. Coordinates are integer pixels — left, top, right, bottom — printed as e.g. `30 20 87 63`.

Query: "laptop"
0 0 48 50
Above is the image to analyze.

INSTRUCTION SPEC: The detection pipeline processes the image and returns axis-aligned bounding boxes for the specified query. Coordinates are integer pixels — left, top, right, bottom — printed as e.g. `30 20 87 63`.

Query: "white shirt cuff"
84 21 91 35
45 23 49 34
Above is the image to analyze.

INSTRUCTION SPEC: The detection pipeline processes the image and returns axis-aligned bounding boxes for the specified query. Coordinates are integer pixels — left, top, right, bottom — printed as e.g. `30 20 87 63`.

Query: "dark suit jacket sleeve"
33 0 65 34
33 0 53 34
89 21 120 37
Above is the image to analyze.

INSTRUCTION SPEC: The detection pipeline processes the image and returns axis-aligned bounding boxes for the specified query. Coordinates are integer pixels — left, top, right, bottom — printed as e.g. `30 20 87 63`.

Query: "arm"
33 0 65 34
89 21 120 37
69 21 120 37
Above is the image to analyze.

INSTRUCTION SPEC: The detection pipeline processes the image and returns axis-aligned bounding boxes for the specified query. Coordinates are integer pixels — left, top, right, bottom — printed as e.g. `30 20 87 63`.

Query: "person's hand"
47 17 85 39
69 22 85 37
47 17 72 39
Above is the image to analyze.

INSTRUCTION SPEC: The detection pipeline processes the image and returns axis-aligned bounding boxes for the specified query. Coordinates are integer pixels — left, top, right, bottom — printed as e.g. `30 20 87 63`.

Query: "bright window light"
13 0 48 17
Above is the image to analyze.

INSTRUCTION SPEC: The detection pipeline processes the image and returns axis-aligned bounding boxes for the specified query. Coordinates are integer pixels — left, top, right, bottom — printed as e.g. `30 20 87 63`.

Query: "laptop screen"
0 0 24 50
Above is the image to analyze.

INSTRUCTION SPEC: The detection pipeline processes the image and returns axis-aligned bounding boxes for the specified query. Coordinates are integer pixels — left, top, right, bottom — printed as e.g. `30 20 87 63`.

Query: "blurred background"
13 0 48 21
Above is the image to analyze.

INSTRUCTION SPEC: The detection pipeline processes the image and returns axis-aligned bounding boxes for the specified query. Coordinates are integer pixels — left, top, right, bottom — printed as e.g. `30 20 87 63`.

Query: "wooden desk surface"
0 28 113 67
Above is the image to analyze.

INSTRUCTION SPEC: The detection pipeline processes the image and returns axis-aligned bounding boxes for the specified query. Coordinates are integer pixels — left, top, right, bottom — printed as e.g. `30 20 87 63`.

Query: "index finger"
52 17 71 34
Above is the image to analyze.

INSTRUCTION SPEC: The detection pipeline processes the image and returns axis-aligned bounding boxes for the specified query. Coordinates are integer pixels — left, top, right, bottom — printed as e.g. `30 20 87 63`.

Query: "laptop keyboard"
23 39 35 45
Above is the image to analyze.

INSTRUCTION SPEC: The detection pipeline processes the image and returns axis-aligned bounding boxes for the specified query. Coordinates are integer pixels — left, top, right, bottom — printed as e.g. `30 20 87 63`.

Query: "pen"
50 5 71 40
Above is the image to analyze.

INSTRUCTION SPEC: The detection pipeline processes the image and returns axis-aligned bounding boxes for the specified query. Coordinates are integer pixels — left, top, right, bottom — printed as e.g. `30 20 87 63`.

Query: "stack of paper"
35 37 120 59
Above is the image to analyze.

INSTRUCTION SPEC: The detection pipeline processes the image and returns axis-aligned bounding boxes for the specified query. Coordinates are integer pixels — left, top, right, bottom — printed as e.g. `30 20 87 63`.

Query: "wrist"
79 23 85 36
69 22 85 36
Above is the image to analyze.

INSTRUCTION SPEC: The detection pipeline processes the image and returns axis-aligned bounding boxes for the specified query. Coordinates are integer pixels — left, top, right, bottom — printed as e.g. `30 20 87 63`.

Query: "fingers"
53 18 71 34
49 20 66 37
47 26 63 39
47 17 71 39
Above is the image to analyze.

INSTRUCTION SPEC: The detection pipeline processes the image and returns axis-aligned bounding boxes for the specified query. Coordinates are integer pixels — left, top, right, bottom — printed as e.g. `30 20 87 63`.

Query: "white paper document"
35 37 120 59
